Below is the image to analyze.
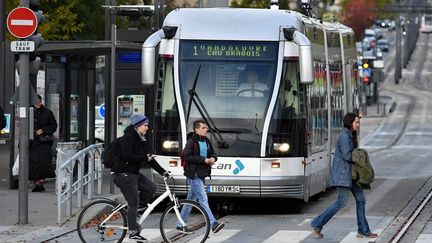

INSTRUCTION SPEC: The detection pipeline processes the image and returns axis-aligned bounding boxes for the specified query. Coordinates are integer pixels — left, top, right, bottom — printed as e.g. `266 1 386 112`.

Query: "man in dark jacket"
111 113 167 241
30 95 57 192
178 119 225 234
0 106 6 130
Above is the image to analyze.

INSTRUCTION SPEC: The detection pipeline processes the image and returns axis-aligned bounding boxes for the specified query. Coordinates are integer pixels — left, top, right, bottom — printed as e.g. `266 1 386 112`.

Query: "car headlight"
273 143 290 152
163 140 179 149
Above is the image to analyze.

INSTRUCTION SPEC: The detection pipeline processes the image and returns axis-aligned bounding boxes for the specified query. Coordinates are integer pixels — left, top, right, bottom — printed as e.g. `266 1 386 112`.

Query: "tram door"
116 95 145 137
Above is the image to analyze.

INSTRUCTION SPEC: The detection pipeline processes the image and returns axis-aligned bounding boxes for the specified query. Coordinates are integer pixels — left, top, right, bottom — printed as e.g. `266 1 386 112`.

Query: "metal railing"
56 143 104 224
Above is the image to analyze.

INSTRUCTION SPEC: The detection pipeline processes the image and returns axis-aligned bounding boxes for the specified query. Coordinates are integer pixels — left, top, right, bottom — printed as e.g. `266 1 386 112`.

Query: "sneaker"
129 230 147 242
176 226 194 234
356 232 378 238
312 228 323 238
212 222 225 233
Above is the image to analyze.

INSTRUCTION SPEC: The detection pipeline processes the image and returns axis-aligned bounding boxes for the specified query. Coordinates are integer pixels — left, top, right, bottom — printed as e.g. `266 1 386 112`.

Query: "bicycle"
77 173 211 243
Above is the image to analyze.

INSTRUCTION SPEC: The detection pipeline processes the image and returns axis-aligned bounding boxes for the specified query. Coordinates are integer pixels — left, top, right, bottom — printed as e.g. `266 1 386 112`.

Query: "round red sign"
7 7 38 39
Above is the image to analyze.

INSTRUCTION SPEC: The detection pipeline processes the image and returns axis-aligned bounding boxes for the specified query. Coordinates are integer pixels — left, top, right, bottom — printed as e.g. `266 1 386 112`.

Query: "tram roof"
163 8 305 41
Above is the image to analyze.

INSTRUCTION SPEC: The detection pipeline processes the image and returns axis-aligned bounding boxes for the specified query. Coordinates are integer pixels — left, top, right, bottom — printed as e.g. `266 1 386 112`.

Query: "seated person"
236 69 269 97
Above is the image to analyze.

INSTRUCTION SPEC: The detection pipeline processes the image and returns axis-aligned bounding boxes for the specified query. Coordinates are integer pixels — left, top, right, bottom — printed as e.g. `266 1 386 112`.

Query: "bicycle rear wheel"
77 199 127 243
160 199 210 243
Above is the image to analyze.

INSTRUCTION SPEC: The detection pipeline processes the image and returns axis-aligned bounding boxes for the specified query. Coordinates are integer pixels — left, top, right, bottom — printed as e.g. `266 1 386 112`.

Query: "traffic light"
28 0 46 75
363 77 369 84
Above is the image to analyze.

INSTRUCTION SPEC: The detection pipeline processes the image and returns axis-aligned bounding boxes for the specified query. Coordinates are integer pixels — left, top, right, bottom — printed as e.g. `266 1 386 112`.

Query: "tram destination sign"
11 41 35 52
181 41 277 60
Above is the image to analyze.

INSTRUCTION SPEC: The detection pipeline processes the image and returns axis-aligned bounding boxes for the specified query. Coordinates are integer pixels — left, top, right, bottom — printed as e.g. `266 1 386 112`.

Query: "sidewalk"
0 171 122 243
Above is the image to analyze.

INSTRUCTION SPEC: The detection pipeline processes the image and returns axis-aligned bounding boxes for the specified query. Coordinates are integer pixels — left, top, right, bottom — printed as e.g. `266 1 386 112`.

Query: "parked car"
377 39 389 52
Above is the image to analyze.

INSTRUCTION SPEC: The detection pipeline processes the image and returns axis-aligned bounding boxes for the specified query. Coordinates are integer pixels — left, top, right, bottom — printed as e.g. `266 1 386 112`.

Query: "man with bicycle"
111 113 168 241
178 119 225 234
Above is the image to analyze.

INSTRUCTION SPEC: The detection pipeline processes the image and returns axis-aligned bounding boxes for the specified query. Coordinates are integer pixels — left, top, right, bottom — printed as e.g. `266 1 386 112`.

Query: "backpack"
180 141 199 168
103 137 122 168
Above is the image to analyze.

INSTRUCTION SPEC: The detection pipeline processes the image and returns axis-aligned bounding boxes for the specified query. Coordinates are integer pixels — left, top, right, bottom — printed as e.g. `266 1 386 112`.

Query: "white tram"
420 15 432 33
141 5 358 204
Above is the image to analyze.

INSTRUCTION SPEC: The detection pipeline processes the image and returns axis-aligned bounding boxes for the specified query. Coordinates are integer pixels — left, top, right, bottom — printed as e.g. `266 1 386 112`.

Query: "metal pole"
18 0 30 225
109 24 116 194
395 17 402 84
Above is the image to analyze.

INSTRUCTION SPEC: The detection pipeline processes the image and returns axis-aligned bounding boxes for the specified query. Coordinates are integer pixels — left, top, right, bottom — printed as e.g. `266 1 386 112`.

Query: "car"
377 39 389 52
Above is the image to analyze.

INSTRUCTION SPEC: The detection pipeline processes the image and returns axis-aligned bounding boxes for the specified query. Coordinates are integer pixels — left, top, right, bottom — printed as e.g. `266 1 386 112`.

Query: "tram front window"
179 40 278 157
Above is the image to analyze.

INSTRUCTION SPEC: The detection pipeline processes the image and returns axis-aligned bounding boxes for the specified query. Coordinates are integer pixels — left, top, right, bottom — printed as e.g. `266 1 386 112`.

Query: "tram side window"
308 61 328 153
267 61 306 157
154 59 180 155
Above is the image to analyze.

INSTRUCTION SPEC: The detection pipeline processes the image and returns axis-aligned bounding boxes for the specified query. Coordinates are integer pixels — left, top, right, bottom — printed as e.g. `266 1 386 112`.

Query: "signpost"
7 4 35 225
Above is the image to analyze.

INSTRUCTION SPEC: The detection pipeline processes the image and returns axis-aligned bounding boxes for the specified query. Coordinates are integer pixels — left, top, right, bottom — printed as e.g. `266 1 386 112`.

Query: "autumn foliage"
342 0 376 41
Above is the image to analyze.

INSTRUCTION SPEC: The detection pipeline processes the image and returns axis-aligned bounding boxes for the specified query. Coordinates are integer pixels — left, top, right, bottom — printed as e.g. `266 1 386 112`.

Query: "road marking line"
263 230 311 243
188 229 241 243
415 233 432 243
340 231 378 243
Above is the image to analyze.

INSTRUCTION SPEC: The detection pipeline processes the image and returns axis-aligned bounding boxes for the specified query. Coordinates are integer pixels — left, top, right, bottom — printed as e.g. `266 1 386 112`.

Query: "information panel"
0 114 11 139
180 40 278 61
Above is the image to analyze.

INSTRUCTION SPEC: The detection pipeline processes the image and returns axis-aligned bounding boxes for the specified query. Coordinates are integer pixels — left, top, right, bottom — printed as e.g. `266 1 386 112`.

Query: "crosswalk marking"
263 230 311 243
340 232 377 243
122 229 162 242
416 234 432 243
189 229 241 243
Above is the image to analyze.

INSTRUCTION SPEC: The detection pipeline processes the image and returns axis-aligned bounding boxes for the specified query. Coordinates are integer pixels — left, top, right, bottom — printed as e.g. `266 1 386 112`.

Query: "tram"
420 14 432 33
142 3 358 204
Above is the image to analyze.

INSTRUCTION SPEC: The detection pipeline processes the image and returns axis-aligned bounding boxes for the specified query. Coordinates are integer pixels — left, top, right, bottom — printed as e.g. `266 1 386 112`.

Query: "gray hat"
130 113 149 127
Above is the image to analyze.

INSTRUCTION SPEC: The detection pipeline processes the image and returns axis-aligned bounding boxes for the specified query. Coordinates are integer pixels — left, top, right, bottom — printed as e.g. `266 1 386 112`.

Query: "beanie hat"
129 113 149 127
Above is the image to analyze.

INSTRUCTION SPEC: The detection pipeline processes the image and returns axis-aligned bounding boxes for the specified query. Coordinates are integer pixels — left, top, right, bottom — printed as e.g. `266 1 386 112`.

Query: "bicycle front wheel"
160 199 211 243
77 199 127 243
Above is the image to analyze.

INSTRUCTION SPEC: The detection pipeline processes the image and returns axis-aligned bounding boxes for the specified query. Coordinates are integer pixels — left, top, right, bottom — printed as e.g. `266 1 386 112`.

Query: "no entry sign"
7 7 38 39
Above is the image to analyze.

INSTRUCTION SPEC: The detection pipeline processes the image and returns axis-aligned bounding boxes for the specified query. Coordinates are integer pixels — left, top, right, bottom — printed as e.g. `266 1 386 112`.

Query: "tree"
230 0 290 9
341 0 376 41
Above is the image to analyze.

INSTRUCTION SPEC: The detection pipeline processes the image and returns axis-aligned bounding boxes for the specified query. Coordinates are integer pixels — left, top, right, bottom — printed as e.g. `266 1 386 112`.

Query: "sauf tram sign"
7 7 38 52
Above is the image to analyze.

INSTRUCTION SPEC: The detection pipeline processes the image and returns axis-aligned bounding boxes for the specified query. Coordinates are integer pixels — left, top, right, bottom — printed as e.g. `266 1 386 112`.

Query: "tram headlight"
162 140 179 150
273 143 290 152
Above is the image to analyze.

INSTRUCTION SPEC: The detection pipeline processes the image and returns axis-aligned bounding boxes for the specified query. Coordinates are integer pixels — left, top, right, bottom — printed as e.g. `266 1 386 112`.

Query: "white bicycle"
77 174 210 242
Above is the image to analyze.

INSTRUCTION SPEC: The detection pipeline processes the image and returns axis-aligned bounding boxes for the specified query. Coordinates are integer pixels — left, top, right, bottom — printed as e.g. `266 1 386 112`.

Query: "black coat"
183 133 217 179
0 106 5 130
29 105 58 180
111 125 166 175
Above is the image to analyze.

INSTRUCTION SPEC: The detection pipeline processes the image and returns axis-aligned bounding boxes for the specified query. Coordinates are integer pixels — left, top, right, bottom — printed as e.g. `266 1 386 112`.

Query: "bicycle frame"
99 176 186 230
138 177 186 226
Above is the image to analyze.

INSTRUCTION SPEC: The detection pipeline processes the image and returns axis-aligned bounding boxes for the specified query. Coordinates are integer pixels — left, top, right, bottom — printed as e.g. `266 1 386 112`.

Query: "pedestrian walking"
178 119 225 234
30 95 57 192
0 105 6 130
311 112 378 239
111 113 168 242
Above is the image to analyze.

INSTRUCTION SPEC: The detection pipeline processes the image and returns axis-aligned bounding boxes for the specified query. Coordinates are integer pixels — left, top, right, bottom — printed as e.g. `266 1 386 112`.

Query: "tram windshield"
179 40 278 156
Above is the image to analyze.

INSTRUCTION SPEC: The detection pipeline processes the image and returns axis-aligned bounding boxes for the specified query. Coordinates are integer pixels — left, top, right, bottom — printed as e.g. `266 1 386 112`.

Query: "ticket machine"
116 95 145 137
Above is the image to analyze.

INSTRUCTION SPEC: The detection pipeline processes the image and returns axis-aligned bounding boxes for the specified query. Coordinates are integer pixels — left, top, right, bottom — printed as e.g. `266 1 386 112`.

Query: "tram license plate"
207 185 240 193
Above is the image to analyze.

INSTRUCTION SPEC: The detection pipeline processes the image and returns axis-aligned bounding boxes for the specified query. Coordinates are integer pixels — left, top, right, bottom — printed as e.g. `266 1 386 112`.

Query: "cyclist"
111 113 167 241
178 119 225 234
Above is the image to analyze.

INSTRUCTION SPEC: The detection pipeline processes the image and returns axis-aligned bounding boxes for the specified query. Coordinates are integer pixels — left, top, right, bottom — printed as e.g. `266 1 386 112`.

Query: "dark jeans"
113 173 156 231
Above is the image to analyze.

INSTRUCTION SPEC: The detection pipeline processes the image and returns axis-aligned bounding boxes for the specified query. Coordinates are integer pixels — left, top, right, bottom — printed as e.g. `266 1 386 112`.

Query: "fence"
56 142 104 224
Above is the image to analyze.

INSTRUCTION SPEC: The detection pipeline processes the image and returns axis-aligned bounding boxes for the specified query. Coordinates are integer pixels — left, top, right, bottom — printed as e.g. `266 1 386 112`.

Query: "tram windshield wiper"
185 66 229 149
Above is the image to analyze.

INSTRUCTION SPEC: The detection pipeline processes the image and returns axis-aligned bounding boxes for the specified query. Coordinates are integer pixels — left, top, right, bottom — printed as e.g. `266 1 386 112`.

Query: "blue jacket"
330 128 354 187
